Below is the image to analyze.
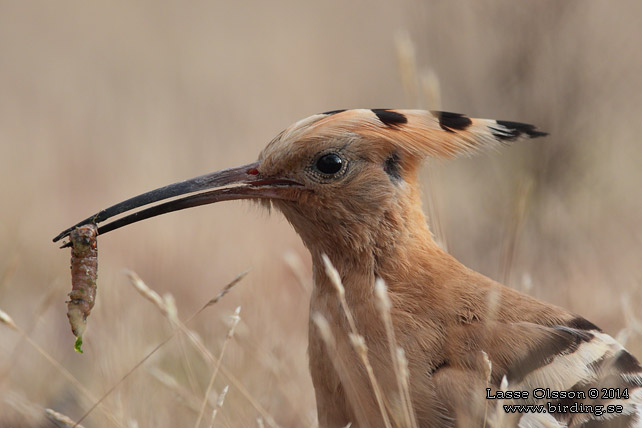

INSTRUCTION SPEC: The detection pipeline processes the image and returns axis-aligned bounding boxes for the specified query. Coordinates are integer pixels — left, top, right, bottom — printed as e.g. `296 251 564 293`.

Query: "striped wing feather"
502 321 642 427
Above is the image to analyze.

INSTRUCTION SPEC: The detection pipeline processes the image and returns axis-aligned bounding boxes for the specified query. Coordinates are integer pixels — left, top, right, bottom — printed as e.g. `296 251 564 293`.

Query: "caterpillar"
67 224 98 353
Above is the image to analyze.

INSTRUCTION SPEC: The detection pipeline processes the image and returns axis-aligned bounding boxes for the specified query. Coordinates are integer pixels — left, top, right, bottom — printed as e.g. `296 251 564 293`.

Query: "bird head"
54 109 546 261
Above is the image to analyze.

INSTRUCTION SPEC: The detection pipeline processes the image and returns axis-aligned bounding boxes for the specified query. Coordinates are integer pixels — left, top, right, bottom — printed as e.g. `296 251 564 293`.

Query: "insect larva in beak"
67 224 98 353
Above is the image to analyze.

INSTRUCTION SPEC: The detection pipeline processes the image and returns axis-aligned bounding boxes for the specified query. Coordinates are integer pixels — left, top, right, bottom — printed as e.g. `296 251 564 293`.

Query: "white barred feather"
506 327 642 427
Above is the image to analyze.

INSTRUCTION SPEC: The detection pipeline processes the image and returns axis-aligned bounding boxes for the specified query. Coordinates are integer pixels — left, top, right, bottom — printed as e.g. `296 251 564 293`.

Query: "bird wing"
480 320 642 427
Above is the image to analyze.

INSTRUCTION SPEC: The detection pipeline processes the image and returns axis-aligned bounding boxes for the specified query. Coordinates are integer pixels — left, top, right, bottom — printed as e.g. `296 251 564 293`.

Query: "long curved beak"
53 161 301 246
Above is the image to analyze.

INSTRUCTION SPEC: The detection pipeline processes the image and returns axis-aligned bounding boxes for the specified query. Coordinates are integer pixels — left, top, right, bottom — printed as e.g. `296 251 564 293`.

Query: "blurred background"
0 1 640 427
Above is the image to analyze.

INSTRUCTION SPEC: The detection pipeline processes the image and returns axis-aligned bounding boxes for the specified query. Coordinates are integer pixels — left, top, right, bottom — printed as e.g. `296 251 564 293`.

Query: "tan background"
1 1 640 427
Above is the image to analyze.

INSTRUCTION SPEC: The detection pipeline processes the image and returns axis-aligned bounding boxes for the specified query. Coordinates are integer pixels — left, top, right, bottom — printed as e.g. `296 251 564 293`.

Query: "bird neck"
306 189 449 304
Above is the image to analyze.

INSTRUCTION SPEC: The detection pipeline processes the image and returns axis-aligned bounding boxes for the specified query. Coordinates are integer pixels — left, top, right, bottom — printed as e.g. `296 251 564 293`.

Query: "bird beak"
53 161 302 246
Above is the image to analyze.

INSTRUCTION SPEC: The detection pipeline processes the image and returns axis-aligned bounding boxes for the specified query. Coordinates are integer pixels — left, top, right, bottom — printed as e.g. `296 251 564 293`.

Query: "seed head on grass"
208 385 229 428
46 408 87 428
202 269 250 309
311 312 335 351
126 270 168 316
0 308 17 331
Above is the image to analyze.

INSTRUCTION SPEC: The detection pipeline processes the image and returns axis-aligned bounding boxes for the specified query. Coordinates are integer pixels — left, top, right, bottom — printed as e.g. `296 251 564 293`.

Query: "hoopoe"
55 109 642 427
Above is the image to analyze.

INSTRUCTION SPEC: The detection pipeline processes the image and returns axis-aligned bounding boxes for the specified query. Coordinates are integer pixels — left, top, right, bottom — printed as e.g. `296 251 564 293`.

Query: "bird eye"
315 153 343 175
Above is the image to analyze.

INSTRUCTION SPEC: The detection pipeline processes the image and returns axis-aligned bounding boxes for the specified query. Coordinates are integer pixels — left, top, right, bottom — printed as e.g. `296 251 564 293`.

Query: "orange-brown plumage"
55 109 642 428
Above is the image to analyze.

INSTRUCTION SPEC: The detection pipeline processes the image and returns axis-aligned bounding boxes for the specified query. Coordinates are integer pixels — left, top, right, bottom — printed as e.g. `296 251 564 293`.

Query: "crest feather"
297 109 547 159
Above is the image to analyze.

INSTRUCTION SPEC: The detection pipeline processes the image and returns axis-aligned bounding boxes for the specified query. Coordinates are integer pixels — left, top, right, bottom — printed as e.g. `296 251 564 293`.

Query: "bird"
54 109 642 427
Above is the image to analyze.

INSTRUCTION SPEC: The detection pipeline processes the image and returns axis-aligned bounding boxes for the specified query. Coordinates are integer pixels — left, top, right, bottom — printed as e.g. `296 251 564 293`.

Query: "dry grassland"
0 1 640 427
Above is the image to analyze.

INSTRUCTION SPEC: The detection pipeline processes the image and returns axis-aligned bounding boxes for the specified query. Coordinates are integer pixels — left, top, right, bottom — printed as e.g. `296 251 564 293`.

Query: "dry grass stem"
0 287 61 387
125 273 281 428
46 408 87 428
347 333 392 428
160 293 201 395
395 32 447 251
499 178 534 284
311 312 360 427
69 270 249 428
374 279 418 428
179 321 282 428
394 31 419 107
321 255 356 335
148 367 204 412
72 329 177 427
321 255 392 428
0 307 126 428
195 306 241 428
167 311 282 427
616 293 642 346
395 347 415 427
311 312 349 389
283 251 312 293
420 69 441 111
423 162 448 251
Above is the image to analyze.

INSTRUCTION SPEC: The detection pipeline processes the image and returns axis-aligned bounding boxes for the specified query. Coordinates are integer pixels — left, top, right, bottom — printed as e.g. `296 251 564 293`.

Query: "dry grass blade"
321 255 353 332
0 307 126 428
124 272 281 428
311 312 362 428
395 32 447 251
69 270 249 428
347 333 393 428
71 329 177 427
499 178 534 284
195 306 241 428
374 279 418 428
321 255 392 428
0 285 62 388
46 408 87 428
176 321 282 428
395 347 415 427
148 367 203 412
